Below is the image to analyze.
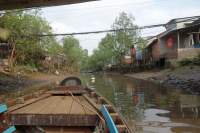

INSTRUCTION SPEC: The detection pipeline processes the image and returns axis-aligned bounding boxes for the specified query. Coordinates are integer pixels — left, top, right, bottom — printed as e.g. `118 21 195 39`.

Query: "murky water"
80 73 200 133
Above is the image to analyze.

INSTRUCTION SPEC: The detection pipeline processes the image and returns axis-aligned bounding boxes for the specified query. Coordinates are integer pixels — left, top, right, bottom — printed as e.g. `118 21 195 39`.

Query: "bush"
179 54 200 66
179 58 193 66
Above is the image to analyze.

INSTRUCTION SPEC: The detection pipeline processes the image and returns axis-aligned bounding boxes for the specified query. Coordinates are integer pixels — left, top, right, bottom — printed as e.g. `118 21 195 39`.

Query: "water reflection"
180 94 200 119
80 73 200 133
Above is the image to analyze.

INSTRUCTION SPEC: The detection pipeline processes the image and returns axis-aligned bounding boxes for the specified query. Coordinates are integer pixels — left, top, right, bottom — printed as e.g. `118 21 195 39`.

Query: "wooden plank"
63 96 73 114
8 94 51 112
110 113 118 122
83 94 101 110
10 114 98 126
78 96 94 115
12 96 53 114
51 96 72 114
38 97 58 114
67 96 96 115
25 97 52 114
44 127 93 133
52 96 69 114
116 125 127 133
70 96 87 114
10 95 96 115
76 96 87 115
41 96 62 114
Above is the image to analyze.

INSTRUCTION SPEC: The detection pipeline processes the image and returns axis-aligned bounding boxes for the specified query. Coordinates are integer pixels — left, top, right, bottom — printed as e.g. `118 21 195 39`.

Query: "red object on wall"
167 37 174 48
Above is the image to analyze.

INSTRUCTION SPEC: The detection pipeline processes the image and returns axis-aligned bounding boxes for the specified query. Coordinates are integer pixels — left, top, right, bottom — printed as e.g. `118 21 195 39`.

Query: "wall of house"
179 26 199 48
143 46 153 64
178 48 200 60
179 32 190 48
151 41 160 61
159 32 178 59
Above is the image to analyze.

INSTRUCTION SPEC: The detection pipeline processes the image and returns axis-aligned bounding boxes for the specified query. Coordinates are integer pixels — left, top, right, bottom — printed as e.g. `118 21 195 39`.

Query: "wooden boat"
2 76 132 133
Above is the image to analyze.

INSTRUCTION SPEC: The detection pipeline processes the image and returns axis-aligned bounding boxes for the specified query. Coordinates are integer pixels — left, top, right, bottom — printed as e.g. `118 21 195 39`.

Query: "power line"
29 15 200 37
24 15 200 37
30 24 165 37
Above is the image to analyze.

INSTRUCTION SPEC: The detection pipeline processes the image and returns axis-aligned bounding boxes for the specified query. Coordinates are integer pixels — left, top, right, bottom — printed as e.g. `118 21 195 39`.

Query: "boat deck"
44 127 93 133
11 96 94 115
9 94 98 127
7 82 131 133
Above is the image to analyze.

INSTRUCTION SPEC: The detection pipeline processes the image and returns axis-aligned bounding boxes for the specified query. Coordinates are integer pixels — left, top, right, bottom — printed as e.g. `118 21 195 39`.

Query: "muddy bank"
125 66 200 94
0 73 41 94
0 72 69 99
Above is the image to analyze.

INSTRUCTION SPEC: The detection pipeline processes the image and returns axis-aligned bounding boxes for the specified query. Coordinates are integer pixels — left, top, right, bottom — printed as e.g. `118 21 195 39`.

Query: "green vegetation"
0 10 146 73
0 9 59 69
85 12 147 71
0 9 86 73
63 36 88 72
179 54 200 66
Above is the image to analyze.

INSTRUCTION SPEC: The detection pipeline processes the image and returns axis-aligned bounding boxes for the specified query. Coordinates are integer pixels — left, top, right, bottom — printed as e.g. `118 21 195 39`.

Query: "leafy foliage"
0 9 59 66
112 12 139 60
84 12 146 71
63 36 87 72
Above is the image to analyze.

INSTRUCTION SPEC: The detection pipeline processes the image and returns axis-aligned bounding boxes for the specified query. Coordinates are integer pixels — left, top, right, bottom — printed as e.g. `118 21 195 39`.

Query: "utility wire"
28 15 200 37
31 24 165 37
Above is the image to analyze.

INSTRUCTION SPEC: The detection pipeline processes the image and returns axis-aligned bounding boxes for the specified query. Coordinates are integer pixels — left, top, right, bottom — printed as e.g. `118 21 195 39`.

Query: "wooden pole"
9 38 16 72
177 31 180 49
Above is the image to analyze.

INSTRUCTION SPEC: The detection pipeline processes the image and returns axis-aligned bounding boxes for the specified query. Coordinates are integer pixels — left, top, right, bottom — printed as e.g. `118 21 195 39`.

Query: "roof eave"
0 0 98 10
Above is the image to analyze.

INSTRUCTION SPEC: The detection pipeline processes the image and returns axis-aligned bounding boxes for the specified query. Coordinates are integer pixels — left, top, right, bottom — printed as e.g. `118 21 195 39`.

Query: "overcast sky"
41 0 200 55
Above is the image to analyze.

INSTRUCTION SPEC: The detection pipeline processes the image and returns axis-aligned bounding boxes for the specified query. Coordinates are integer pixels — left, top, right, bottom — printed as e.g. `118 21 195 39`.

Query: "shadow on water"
80 73 200 133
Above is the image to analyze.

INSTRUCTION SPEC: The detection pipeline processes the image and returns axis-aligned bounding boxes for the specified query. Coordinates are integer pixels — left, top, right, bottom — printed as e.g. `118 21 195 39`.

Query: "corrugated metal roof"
146 36 157 47
166 15 200 25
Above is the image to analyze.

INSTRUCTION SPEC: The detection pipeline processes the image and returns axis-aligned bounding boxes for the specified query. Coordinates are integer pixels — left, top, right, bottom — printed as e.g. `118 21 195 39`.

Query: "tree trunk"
9 41 16 72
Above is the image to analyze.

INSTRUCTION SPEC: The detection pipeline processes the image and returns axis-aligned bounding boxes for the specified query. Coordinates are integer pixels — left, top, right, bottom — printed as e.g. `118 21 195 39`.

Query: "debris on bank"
0 72 36 93
126 66 200 95
0 71 67 101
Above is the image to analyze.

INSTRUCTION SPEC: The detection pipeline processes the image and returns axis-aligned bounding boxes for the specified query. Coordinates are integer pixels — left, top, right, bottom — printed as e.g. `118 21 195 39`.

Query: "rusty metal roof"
0 0 97 10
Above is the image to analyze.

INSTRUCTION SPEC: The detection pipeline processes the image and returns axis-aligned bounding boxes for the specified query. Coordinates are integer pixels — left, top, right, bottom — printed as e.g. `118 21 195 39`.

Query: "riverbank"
0 72 70 101
125 65 200 94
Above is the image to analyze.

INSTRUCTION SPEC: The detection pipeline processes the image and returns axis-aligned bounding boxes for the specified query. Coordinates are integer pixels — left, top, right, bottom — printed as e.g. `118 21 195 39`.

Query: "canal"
80 73 200 133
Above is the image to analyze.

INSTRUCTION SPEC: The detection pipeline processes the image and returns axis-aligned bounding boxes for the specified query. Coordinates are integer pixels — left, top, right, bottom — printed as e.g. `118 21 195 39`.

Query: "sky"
41 0 200 55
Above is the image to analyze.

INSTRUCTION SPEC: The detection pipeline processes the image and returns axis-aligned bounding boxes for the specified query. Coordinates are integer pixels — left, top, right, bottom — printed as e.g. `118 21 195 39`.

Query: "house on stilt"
143 16 200 67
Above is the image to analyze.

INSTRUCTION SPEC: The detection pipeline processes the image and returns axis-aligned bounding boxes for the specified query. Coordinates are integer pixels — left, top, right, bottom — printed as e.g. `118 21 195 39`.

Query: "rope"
77 96 87 115
68 95 74 114
68 91 106 126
